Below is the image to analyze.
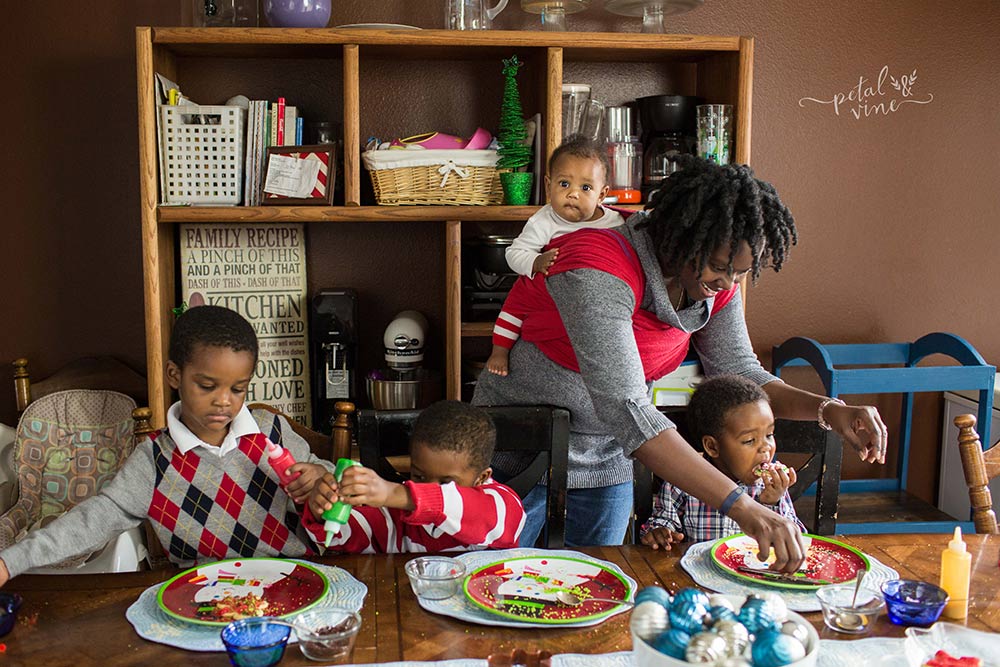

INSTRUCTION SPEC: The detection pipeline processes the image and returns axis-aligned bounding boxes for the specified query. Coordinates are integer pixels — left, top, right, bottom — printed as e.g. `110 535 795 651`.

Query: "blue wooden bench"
772 332 995 534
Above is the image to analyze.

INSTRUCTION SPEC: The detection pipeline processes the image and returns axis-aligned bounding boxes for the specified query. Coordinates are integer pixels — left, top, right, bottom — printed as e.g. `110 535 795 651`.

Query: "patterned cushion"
0 390 137 556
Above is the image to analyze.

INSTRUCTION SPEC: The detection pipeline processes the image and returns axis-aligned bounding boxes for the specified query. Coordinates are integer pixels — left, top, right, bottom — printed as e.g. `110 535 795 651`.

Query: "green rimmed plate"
463 555 632 625
156 557 329 626
710 533 870 590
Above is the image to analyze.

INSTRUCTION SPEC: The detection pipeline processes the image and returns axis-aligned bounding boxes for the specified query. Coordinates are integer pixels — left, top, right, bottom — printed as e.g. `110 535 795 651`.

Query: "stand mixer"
367 311 440 410
383 310 429 374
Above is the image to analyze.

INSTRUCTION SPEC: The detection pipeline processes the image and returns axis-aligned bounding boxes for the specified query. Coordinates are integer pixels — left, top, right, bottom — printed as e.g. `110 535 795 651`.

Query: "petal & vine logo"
798 65 934 120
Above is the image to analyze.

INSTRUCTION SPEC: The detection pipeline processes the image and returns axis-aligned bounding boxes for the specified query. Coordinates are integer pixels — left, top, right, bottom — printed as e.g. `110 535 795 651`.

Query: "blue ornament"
672 587 711 610
635 585 673 608
709 604 738 623
652 628 691 660
750 629 806 667
738 597 776 635
668 599 708 635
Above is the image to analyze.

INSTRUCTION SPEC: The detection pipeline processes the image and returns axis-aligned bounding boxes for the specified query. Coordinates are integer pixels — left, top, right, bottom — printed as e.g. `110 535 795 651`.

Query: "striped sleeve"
403 480 524 549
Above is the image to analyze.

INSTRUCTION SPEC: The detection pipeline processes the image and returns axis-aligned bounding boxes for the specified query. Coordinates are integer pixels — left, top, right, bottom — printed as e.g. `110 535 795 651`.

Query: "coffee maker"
310 289 358 433
636 95 702 201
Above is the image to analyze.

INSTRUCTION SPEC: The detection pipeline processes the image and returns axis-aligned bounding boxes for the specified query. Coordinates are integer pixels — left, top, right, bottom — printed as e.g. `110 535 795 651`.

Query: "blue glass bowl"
880 579 949 627
220 617 292 667
0 592 23 638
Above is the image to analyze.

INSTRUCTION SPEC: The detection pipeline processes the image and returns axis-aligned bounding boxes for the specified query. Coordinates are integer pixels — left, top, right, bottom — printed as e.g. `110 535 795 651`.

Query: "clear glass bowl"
220 617 291 667
405 556 467 601
815 583 884 634
293 607 362 662
881 579 949 627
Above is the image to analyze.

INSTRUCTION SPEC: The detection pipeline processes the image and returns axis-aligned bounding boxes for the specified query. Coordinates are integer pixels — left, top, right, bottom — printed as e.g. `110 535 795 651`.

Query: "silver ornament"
685 631 729 663
780 619 810 645
708 595 737 613
718 658 753 667
630 600 669 641
750 629 806 667
713 618 750 657
755 591 789 623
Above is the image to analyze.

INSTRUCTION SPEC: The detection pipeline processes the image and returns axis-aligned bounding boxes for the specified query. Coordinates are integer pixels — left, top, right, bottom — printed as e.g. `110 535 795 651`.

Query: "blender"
636 94 701 201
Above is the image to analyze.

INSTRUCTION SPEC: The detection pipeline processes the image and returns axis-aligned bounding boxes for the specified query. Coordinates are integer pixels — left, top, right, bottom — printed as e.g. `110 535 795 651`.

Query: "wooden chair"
14 356 148 415
357 406 570 548
955 414 999 534
632 417 843 538
0 390 154 573
249 402 354 462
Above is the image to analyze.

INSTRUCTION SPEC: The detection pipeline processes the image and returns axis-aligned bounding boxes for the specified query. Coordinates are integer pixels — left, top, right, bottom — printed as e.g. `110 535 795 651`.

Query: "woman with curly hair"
473 157 887 569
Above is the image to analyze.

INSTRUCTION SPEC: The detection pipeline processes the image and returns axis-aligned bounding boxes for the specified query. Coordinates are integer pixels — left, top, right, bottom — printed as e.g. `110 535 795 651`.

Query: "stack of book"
244 97 304 205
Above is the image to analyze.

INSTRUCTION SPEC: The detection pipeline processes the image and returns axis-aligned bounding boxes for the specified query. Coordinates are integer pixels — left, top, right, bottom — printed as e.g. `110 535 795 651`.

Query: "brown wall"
2 1 998 503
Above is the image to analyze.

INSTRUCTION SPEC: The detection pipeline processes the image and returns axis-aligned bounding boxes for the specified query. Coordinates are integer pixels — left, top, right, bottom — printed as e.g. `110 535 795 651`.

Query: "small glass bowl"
815 584 884 634
293 607 362 662
881 579 949 627
404 556 466 601
0 593 23 638
220 617 291 667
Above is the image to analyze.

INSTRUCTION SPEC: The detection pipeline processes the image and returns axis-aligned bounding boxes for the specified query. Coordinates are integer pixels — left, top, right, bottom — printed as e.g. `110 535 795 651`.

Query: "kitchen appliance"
462 235 519 321
562 84 591 139
636 94 701 200
366 311 440 409
604 105 643 204
310 289 358 433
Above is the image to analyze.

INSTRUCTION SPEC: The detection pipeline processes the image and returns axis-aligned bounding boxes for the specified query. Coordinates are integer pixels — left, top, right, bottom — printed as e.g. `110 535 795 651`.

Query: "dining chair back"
357 406 569 547
955 413 999 534
632 417 843 538
249 401 354 462
0 389 153 573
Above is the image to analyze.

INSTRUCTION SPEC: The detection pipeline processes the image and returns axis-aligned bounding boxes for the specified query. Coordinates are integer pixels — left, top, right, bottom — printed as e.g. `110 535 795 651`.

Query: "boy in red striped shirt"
305 401 525 554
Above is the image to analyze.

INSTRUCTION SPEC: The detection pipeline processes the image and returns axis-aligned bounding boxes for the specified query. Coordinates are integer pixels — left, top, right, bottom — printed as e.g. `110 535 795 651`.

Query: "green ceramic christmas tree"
497 55 533 204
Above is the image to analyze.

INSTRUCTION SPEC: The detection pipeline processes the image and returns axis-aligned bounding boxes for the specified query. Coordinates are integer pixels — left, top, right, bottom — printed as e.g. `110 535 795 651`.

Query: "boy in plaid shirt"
641 375 806 548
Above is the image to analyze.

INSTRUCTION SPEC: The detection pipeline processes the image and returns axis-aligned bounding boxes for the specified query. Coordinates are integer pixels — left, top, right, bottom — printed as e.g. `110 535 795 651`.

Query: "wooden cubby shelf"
137 27 753 426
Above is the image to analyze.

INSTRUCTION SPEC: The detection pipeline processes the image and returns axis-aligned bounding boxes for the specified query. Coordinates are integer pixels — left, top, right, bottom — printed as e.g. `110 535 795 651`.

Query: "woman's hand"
727 494 805 572
826 402 889 464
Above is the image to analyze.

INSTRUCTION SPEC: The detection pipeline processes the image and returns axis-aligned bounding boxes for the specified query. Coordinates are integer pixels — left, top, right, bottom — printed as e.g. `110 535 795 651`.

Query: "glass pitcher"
447 0 509 29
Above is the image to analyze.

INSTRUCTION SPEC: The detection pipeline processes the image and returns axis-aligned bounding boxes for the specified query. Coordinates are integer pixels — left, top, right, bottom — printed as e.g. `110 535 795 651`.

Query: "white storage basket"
158 105 246 205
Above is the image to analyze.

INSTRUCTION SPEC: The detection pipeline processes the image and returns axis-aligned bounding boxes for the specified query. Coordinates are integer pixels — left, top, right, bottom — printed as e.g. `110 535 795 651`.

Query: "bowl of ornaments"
631 586 818 667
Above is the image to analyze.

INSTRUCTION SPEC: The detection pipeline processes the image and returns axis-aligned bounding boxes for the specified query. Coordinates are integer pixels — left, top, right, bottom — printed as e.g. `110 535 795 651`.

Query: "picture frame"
260 144 336 205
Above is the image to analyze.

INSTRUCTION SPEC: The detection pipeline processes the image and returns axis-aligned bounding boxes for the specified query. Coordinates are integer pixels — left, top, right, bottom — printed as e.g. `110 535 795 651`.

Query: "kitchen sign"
180 223 312 426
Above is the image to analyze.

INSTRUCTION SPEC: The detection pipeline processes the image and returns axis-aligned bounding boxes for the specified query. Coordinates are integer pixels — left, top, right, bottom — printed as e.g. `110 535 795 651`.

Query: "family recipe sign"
180 223 312 426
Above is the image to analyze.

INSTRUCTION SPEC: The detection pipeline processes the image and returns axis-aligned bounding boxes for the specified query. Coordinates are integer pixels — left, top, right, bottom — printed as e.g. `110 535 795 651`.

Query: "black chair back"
357 406 570 547
632 417 843 537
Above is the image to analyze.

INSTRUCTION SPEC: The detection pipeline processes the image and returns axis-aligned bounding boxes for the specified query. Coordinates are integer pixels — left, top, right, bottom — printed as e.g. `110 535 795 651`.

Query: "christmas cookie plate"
710 534 870 590
157 557 329 626
463 555 633 624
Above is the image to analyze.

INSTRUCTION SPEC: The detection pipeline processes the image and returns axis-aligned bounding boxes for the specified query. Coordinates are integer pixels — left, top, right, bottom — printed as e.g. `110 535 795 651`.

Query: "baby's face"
707 400 777 485
545 154 609 223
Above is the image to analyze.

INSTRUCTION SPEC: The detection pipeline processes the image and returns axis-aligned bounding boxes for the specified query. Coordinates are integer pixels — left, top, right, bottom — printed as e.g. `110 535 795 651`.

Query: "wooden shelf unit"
137 27 753 426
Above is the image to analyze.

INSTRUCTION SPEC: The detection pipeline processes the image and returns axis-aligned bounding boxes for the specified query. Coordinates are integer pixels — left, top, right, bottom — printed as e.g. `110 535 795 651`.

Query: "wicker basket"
158 104 246 205
362 149 502 205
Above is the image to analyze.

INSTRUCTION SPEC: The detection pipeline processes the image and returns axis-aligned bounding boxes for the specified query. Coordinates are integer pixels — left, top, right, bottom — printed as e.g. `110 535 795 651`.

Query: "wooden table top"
3 534 996 666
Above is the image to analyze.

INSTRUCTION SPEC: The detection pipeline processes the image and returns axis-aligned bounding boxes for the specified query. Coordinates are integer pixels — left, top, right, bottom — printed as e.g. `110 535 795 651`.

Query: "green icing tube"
321 458 361 547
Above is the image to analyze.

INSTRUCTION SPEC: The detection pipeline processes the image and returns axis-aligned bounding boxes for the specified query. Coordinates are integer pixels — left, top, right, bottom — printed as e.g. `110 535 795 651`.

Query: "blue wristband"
719 486 746 516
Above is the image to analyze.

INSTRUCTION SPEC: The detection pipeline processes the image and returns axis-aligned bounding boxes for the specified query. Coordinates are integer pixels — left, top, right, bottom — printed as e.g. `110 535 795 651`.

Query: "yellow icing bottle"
939 526 971 620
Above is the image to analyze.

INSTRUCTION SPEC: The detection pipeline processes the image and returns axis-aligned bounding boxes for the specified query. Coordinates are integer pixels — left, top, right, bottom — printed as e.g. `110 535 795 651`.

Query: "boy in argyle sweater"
640 375 806 549
0 306 336 585
304 400 525 553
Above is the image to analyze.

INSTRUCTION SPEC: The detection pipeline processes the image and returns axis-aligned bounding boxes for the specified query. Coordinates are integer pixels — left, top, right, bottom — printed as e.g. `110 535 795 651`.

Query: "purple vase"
263 0 332 28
